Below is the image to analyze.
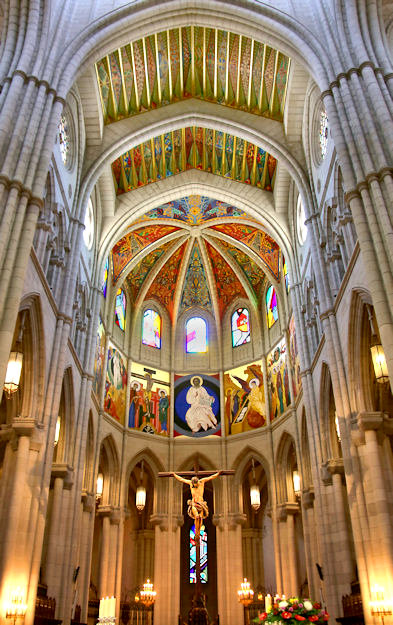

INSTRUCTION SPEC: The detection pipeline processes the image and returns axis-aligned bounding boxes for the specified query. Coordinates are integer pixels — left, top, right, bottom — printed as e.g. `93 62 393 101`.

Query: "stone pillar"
302 490 320 601
151 513 183 625
97 506 112 597
278 503 300 597
44 465 69 593
79 492 95 623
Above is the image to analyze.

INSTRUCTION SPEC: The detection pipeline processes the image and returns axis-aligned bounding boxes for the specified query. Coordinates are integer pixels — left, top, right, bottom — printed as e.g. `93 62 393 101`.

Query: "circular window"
296 196 308 246
319 109 329 161
83 199 94 250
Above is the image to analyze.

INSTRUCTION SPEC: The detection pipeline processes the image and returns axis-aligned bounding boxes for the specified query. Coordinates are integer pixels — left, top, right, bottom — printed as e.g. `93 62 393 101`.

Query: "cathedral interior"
1 2 393 625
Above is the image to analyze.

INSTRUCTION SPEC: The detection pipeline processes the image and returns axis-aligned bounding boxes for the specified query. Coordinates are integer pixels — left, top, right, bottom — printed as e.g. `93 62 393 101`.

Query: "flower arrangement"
253 597 329 625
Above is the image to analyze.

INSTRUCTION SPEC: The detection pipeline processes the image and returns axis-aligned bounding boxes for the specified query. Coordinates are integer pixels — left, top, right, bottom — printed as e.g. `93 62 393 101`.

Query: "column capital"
325 458 344 476
150 513 170 531
81 490 95 513
278 502 299 520
302 488 315 509
110 507 122 525
351 412 393 446
212 512 247 530
11 417 40 437
96 504 113 517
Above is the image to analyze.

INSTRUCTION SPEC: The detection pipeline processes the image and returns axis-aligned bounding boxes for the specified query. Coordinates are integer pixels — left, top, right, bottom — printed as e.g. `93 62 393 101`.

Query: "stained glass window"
296 196 307 246
283 256 289 294
142 309 161 349
231 308 250 347
190 523 208 584
266 285 278 329
83 198 94 250
102 257 109 298
115 288 126 331
58 114 70 165
319 110 329 160
186 317 207 353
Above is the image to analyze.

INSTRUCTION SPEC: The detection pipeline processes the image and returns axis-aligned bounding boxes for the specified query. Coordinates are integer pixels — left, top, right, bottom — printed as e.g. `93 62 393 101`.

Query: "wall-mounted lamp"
96 473 103 501
136 461 146 513
334 412 341 443
4 351 23 398
54 416 61 446
370 339 389 384
292 470 301 497
6 589 27 625
250 458 260 512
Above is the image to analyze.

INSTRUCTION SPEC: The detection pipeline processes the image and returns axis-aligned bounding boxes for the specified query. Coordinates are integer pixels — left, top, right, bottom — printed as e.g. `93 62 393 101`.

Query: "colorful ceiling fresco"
145 243 187 319
125 243 172 301
210 223 280 279
205 241 247 317
112 225 180 282
137 195 249 226
180 242 212 311
112 127 277 195
211 237 266 298
96 27 290 124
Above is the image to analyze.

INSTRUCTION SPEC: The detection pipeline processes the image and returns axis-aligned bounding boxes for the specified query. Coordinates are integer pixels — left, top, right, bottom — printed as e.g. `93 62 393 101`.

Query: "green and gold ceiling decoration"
112 126 277 195
96 26 290 125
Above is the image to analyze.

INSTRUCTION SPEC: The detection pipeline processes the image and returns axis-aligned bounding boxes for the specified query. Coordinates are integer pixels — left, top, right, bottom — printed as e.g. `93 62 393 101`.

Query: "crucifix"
159 462 234 619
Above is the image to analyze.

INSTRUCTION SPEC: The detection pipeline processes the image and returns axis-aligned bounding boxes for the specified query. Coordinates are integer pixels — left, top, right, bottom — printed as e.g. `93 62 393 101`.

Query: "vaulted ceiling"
110 196 282 321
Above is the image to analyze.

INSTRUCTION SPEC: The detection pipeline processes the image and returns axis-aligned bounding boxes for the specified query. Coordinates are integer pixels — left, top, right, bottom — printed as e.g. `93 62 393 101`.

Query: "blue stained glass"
266 285 278 329
186 317 207 353
142 309 161 348
231 308 250 347
189 523 208 584
283 256 289 294
102 257 109 298
115 288 126 330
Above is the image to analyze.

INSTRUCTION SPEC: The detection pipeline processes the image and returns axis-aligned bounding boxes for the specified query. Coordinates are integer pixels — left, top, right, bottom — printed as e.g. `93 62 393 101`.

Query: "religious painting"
128 363 170 436
224 363 266 435
92 317 105 397
289 315 302 398
104 344 127 424
267 338 291 420
174 373 221 437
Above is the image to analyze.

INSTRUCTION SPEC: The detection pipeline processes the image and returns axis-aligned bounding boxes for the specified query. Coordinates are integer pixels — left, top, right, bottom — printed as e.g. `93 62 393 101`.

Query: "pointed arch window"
186 317 207 353
231 308 250 347
283 256 289 294
319 110 329 160
115 288 126 330
190 523 208 583
102 257 109 298
142 309 161 349
266 285 278 329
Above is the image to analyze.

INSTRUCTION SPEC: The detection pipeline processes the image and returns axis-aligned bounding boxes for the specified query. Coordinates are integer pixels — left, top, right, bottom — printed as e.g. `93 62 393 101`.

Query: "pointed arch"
98 435 120 506
275 431 299 504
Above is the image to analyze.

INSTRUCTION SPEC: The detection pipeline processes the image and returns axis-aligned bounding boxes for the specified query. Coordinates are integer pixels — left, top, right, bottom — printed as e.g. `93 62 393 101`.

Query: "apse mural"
104 344 127 423
212 238 266 299
205 242 247 317
97 27 290 125
267 338 291 420
125 244 168 302
93 317 106 397
174 373 221 437
210 224 280 279
145 243 187 319
138 196 249 226
289 315 302 398
112 225 179 282
224 363 266 435
128 363 170 435
181 243 212 311
112 127 277 196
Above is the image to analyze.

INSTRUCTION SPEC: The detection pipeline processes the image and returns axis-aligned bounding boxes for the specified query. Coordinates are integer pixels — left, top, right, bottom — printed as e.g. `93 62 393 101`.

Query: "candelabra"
98 596 116 625
238 579 254 625
140 580 156 608
370 586 392 625
6 589 27 625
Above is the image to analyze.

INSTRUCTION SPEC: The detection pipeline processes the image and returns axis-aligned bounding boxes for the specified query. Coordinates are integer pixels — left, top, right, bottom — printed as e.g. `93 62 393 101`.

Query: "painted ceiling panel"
145 243 187 319
112 127 277 195
204 241 247 317
112 225 180 282
96 27 290 124
124 243 171 302
210 223 280 279
180 241 212 311
136 195 249 226
210 237 266 298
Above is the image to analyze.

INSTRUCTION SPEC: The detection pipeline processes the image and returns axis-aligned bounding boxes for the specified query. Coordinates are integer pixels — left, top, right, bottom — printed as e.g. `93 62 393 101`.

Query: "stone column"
302 490 320 601
44 465 69 594
79 492 95 623
278 503 300 597
151 513 183 625
97 506 112 597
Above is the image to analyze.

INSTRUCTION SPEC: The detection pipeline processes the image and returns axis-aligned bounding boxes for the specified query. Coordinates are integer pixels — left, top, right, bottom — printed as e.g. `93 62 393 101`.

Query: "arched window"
102 257 109 298
142 309 161 348
319 109 329 160
190 523 208 583
186 317 207 353
266 285 278 329
283 256 289 294
231 308 250 347
58 114 70 165
115 288 126 330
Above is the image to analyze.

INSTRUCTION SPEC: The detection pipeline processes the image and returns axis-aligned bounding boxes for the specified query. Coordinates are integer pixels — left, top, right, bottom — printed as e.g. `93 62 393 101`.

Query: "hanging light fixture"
4 351 23 398
136 461 146 513
367 306 389 384
54 416 61 446
96 472 104 500
292 470 301 497
250 458 260 512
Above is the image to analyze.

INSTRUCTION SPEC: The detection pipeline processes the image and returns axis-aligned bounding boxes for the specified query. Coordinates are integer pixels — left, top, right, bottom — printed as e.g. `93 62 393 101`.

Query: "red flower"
323 615 329 621
314 604 321 610
259 613 268 621
295 616 306 621
309 616 319 622
282 612 292 619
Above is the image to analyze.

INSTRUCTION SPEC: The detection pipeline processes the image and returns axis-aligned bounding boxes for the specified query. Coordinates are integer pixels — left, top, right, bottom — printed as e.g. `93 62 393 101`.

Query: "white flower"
304 601 313 611
279 601 289 608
